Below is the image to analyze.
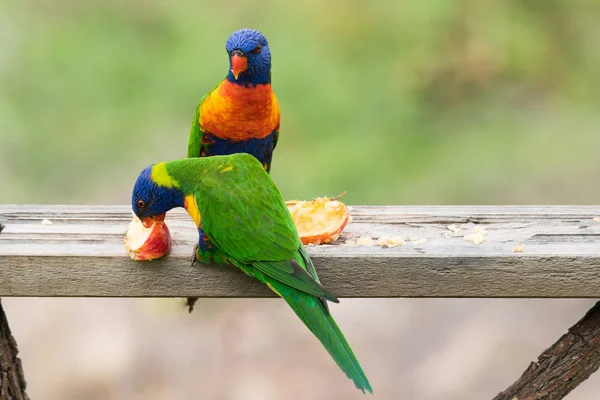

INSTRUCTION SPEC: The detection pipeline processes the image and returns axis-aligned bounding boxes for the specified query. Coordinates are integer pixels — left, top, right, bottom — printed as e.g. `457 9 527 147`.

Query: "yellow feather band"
184 195 202 228
151 162 180 188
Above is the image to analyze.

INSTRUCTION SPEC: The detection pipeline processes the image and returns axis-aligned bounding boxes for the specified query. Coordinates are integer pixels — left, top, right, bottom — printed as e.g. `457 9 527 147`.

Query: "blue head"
225 28 271 85
131 164 185 227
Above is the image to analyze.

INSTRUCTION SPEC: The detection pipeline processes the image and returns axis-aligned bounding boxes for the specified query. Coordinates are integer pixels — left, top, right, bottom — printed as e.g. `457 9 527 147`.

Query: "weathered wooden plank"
1 205 599 297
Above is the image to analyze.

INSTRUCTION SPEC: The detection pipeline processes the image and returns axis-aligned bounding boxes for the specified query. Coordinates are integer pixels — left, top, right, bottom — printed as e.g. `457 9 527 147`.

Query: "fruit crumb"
513 245 524 253
464 233 485 245
376 236 405 248
41 219 53 225
593 216 600 223
474 227 488 236
355 236 375 246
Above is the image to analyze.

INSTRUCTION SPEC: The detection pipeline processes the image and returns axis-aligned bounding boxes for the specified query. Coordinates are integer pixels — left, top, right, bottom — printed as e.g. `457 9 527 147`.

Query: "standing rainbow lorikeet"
131 154 373 394
186 28 279 311
187 28 279 172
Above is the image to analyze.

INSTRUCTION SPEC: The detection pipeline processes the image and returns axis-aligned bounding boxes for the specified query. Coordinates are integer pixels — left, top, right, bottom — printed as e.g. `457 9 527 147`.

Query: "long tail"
272 280 373 394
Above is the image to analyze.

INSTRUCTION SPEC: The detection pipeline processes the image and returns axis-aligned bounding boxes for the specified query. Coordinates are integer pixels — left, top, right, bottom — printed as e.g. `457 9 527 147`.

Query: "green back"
165 154 337 300
166 154 299 262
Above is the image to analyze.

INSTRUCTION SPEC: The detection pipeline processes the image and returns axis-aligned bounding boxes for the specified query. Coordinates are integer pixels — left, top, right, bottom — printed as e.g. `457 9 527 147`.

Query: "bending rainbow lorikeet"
131 154 373 394
187 28 279 172
186 28 279 311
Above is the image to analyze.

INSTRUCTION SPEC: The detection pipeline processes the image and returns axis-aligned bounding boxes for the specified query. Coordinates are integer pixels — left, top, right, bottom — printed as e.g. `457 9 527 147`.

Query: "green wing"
198 155 296 261
299 244 320 283
253 259 336 300
187 93 209 158
196 155 335 300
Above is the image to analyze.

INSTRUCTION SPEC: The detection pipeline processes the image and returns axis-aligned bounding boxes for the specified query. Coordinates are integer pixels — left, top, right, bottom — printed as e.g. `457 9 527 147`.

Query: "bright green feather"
187 92 209 158
163 154 372 394
269 278 372 394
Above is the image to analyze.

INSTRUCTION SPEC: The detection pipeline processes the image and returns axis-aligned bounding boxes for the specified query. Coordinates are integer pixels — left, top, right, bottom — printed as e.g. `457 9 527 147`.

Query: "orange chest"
199 81 280 141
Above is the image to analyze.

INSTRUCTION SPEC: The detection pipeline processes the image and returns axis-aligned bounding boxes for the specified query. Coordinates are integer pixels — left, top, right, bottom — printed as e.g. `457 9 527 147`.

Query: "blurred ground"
4 298 600 399
2 0 600 398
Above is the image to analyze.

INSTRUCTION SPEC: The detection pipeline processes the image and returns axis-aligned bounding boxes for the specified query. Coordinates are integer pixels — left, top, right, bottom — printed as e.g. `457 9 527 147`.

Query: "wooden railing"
1 205 600 399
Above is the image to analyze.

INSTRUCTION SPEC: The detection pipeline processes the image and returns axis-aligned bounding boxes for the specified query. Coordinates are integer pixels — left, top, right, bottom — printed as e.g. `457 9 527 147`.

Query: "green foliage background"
1 0 599 205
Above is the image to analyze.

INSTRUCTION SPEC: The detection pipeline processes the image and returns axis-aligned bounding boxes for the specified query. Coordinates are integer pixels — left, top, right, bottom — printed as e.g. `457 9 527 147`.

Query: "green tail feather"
273 281 373 394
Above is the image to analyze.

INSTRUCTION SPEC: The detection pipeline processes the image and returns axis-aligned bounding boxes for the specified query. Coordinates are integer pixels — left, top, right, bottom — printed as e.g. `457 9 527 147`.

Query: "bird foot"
186 297 198 313
190 244 199 266
187 244 200 313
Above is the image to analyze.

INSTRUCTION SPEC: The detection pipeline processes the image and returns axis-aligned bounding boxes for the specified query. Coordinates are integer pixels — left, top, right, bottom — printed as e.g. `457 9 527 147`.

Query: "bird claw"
190 244 199 266
187 244 200 313
186 297 198 313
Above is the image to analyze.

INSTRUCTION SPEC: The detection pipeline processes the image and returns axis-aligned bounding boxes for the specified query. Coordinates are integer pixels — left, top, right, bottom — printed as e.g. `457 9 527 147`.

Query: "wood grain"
1 205 599 297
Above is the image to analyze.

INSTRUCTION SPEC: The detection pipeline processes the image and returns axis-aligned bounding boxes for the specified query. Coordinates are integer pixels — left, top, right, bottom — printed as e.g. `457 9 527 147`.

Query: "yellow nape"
184 195 202 227
151 162 180 188
266 282 282 297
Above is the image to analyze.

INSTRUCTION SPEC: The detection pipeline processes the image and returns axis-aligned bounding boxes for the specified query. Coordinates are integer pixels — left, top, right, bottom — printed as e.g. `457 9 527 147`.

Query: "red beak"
231 55 248 80
141 213 166 228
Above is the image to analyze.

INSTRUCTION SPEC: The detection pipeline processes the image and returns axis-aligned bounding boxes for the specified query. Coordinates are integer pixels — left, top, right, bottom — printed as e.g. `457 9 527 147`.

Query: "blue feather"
225 28 271 85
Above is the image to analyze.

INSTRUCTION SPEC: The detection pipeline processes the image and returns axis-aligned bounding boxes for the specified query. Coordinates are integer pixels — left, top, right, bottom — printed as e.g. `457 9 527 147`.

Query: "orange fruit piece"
286 193 350 245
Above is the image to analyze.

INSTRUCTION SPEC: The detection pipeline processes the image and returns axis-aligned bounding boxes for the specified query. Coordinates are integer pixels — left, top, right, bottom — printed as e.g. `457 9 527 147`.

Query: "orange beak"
141 213 166 228
231 55 248 80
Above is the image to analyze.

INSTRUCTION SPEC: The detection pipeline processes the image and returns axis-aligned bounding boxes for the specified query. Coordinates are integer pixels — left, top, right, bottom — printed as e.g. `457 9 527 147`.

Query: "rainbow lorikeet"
131 154 373 394
187 28 279 172
186 28 279 310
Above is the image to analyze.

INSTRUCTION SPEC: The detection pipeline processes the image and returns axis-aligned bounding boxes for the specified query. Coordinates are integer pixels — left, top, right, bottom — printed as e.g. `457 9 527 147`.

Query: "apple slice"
286 193 350 245
124 214 172 261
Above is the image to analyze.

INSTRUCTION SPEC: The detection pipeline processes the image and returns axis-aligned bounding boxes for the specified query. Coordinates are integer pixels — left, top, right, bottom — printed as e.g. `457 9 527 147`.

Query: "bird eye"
137 200 146 209
250 44 262 54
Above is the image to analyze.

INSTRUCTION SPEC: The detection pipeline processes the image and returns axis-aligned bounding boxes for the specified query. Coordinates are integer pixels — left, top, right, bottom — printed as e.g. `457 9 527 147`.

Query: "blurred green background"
2 1 600 399
2 0 599 206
